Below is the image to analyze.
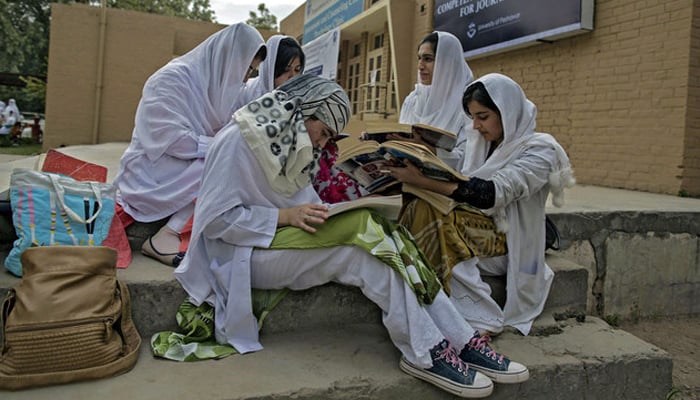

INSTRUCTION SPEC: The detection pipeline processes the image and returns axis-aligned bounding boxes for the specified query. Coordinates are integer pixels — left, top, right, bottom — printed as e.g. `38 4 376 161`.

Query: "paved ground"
619 315 700 400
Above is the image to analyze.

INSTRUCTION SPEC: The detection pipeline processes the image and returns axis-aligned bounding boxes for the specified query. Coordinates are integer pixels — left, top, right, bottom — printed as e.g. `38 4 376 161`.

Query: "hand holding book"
336 140 466 195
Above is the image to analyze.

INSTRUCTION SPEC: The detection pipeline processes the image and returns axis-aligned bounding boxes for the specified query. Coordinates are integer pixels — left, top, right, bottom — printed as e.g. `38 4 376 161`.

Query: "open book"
363 122 458 151
335 140 467 194
327 194 402 220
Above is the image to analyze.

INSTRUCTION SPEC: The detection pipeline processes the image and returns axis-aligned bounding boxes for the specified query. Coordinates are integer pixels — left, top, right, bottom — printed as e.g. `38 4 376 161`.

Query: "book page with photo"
362 122 458 151
335 140 467 195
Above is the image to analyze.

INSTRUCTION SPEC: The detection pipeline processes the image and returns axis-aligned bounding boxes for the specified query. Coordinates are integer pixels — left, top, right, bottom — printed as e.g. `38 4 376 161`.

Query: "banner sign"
302 28 341 80
303 0 363 44
434 0 594 58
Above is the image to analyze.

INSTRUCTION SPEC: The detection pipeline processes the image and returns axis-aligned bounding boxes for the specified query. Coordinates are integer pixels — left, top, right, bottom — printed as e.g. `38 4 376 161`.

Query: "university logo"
467 22 477 39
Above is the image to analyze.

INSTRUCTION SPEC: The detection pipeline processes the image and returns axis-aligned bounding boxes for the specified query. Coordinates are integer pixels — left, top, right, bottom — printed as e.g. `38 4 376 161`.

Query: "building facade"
282 0 700 196
43 3 275 150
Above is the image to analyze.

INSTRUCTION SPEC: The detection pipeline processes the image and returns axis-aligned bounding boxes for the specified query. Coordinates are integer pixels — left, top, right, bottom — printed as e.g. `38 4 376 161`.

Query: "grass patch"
0 144 43 156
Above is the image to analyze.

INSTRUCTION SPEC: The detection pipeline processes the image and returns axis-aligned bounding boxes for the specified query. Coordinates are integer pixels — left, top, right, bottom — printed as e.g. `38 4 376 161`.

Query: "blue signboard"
303 0 364 44
434 0 594 58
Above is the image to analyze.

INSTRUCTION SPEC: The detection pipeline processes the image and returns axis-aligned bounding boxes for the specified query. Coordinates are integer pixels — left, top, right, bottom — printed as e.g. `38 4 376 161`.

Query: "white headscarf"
235 74 350 195
3 99 19 120
133 23 265 161
113 23 265 222
399 31 473 135
461 73 575 219
241 35 305 105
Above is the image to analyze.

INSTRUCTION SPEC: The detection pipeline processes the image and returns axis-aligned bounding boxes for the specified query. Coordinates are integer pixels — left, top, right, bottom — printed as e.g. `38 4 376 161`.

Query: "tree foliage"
100 0 215 22
246 3 277 31
0 0 216 113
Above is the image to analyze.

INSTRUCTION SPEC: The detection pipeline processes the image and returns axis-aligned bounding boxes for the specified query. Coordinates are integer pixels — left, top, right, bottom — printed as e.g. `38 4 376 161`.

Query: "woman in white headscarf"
398 31 474 169
114 23 266 266
240 35 305 105
387 73 575 336
3 99 20 121
174 74 528 398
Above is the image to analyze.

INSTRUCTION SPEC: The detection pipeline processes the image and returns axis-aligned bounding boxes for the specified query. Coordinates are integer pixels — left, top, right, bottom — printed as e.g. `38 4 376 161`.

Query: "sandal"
141 236 186 267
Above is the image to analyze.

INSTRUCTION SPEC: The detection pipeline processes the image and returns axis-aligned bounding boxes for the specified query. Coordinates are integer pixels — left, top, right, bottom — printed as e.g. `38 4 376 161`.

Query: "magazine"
362 122 458 151
335 140 467 194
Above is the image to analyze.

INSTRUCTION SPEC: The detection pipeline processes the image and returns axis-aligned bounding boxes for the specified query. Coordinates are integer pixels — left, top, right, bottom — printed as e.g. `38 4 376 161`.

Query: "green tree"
246 3 277 31
102 0 215 22
0 0 216 113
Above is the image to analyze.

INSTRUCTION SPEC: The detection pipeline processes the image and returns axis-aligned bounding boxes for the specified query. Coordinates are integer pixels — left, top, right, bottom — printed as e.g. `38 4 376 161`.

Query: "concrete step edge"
0 251 590 339
0 317 673 400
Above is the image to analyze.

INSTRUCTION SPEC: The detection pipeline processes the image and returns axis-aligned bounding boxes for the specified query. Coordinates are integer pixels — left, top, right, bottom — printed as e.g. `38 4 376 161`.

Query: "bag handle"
48 174 103 224
1 290 15 355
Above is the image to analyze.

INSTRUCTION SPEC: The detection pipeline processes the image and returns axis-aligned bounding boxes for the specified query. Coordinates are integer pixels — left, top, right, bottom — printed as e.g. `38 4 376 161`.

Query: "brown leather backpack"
0 246 141 390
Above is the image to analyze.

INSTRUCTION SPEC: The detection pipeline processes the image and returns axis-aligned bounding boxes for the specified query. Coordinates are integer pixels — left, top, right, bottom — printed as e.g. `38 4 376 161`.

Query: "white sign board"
302 28 340 80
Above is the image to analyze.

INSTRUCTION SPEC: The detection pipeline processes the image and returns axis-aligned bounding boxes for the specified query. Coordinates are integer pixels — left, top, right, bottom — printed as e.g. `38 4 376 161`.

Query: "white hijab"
3 99 19 120
133 23 265 161
399 31 473 135
461 73 575 222
242 35 284 105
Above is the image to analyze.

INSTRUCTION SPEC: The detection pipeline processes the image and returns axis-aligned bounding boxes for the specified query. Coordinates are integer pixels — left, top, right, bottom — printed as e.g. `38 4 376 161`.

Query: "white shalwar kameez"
399 31 474 170
113 23 265 223
174 76 481 368
449 74 575 336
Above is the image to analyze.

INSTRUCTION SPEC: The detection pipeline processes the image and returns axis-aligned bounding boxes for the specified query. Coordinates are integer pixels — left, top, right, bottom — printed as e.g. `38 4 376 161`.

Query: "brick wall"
682 1 700 196
466 0 695 195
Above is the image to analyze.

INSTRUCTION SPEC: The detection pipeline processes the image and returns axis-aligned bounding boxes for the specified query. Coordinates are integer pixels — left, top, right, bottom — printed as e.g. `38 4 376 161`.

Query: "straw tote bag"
0 246 141 390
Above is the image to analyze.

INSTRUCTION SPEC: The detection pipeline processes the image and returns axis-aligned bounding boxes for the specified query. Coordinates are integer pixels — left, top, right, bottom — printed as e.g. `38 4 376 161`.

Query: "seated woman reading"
385 73 575 336
173 74 529 398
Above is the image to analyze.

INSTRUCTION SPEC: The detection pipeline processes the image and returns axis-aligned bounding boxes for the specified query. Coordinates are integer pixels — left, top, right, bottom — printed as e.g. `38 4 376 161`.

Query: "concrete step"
0 318 672 400
0 251 588 339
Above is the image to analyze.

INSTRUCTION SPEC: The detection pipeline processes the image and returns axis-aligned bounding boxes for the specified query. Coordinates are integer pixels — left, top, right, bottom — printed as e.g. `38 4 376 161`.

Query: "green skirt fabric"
151 209 441 361
270 209 442 305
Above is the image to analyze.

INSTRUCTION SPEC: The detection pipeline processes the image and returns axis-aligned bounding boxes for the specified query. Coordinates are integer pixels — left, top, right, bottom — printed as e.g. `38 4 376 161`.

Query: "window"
346 58 361 115
373 33 384 49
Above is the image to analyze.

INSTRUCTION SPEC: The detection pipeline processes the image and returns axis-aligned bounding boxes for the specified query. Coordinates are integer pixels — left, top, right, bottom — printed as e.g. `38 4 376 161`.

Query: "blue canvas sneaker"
460 332 530 384
399 339 493 398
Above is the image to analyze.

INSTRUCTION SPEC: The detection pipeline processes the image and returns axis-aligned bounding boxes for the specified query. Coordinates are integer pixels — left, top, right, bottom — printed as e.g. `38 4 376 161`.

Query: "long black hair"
462 82 500 118
274 37 305 78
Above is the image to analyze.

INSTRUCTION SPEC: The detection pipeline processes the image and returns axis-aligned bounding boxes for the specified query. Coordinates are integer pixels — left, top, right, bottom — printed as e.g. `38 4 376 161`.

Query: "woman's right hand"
278 203 329 233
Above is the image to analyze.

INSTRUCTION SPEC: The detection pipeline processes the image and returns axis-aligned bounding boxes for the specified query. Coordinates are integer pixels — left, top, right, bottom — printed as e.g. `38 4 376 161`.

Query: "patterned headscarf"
235 74 350 195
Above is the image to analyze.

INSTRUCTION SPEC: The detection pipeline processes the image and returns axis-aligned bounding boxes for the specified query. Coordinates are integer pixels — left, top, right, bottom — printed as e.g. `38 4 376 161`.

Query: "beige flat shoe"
141 236 185 267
